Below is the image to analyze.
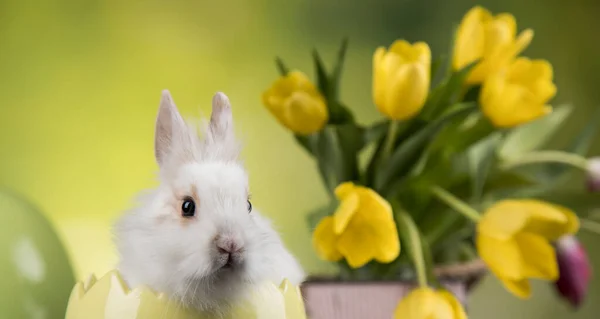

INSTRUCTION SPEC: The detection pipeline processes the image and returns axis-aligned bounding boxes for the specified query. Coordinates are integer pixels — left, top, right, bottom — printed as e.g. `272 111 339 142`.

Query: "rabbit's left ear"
209 92 233 140
202 92 240 160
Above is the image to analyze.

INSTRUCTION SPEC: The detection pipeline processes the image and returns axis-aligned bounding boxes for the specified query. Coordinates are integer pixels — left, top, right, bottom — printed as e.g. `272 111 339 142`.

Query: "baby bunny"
113 90 305 316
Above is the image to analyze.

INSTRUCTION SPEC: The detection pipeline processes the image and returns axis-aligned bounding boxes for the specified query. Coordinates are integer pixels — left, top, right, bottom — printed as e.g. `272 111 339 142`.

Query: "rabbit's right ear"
154 90 189 166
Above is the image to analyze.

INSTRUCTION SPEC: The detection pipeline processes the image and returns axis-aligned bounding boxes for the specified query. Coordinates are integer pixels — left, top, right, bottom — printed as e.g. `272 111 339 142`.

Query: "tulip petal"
512 28 534 58
373 47 387 111
508 58 556 104
453 6 490 70
439 290 467 319
372 217 401 263
495 14 517 37
383 63 429 120
312 216 343 262
334 182 356 200
375 50 403 116
336 205 400 268
358 188 400 262
389 40 431 66
283 91 328 135
500 277 532 299
553 205 580 235
516 233 558 280
394 288 440 319
359 188 394 219
333 193 359 235
483 14 515 57
413 42 432 67
527 59 554 80
509 101 551 128
335 213 377 268
477 233 525 280
519 200 578 240
478 200 573 240
478 200 531 239
389 39 413 57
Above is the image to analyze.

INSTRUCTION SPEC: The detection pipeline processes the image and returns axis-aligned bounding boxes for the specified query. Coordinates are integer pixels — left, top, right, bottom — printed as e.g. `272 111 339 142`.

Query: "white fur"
113 90 305 316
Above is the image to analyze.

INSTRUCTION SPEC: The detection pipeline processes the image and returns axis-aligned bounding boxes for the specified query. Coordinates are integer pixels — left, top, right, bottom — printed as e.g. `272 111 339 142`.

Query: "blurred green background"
0 0 599 318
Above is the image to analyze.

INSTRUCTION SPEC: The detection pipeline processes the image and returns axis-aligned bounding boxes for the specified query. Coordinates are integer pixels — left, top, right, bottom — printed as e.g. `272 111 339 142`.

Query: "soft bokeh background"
1 0 599 318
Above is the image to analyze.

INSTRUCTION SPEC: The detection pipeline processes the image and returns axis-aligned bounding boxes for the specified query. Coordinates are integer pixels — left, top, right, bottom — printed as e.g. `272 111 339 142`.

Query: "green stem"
430 185 481 222
580 219 600 236
500 151 589 171
381 121 400 164
396 208 428 288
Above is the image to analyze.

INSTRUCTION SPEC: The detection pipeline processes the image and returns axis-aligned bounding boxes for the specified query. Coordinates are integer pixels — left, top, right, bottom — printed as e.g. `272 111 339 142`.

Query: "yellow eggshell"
65 270 307 319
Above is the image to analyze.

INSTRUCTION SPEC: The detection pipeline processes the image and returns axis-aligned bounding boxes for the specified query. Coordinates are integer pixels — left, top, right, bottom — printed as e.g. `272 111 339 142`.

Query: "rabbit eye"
181 197 196 217
247 200 252 213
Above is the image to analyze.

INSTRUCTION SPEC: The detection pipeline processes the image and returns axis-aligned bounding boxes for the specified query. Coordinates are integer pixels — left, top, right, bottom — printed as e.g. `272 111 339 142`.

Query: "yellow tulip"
453 6 534 85
476 199 579 298
394 287 466 319
480 57 556 127
312 182 400 268
262 71 328 135
373 40 431 120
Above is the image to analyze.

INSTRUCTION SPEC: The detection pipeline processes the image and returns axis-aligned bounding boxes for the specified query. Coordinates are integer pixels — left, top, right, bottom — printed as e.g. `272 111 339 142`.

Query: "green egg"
0 188 75 318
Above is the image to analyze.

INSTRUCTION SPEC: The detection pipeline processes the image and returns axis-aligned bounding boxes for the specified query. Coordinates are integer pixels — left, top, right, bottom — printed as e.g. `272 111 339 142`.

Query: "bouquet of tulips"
262 6 597 316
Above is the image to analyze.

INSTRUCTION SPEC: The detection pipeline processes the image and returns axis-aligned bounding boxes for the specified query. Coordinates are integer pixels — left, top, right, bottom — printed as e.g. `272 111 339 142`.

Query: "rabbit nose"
215 236 243 255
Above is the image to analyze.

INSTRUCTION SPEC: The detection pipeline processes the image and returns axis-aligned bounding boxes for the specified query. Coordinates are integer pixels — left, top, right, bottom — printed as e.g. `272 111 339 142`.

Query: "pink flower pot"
301 260 486 319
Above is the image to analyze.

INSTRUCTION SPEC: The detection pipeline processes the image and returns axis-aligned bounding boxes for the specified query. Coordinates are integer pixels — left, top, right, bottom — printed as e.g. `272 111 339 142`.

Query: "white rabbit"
113 90 305 316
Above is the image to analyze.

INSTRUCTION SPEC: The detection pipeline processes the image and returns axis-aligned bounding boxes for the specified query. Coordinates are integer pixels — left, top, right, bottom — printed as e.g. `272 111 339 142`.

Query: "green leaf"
312 49 331 98
412 112 495 178
441 60 479 104
331 38 349 99
293 134 316 156
364 120 415 187
275 57 290 76
483 170 538 194
462 85 481 103
434 240 478 265
311 45 354 125
517 106 600 186
421 60 479 120
296 134 336 196
306 202 337 231
328 100 355 125
418 179 473 247
420 85 445 119
467 132 503 202
430 55 445 85
375 102 478 194
564 106 600 155
420 237 438 286
316 125 362 187
499 104 574 160
335 124 364 180
363 120 389 146
395 204 435 286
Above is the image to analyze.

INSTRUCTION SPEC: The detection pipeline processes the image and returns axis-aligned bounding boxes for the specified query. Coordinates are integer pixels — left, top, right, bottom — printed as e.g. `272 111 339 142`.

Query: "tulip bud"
586 157 600 192
554 235 592 308
372 40 431 121
262 71 329 135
